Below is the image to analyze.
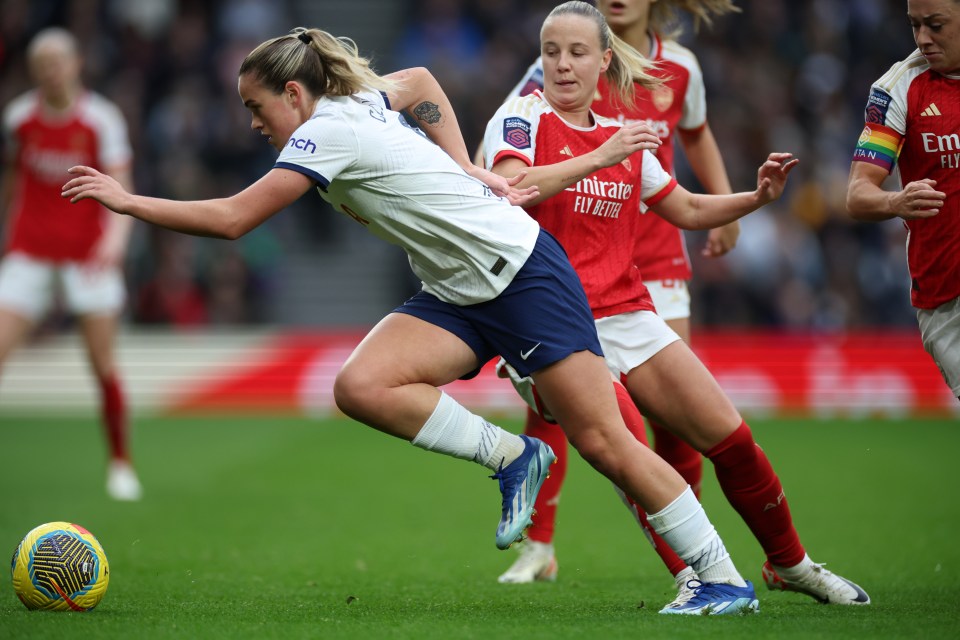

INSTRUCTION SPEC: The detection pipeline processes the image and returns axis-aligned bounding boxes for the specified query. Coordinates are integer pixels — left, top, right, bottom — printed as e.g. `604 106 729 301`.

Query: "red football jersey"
504 33 708 281
484 91 678 319
854 51 960 309
2 90 132 261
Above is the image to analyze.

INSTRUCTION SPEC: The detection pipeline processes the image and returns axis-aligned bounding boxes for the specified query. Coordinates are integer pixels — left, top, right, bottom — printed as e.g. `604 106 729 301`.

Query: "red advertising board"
169 331 956 417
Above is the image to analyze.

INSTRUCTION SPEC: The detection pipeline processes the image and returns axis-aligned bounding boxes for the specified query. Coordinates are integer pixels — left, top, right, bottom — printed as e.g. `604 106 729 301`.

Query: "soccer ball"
10 522 109 611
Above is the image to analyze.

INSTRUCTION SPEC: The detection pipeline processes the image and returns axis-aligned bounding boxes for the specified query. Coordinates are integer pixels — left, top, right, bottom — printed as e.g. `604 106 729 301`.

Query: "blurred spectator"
133 232 208 327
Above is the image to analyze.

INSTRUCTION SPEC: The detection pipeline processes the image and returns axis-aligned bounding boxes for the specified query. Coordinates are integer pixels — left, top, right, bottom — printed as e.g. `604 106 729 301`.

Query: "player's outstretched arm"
63 165 312 240
469 168 540 207
678 124 739 257
846 161 944 222
385 67 538 206
654 152 799 230
385 67 469 165
754 152 799 202
702 219 740 258
86 163 136 271
490 123 662 208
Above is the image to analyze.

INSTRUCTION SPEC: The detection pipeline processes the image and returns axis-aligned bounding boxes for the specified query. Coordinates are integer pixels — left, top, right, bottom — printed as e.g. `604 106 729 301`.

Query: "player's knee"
567 429 616 472
332 366 379 420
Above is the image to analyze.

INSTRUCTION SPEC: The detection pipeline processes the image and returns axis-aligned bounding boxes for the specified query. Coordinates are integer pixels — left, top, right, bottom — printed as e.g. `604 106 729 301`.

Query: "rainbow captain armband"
852 123 903 172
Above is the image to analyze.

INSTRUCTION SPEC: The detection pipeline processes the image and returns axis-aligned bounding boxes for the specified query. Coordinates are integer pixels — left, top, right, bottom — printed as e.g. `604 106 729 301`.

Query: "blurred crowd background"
0 0 919 332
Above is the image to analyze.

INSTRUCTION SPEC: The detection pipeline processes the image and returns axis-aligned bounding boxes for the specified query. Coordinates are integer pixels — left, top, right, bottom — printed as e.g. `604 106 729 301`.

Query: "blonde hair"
238 27 396 97
27 27 80 60
544 1 660 110
649 0 740 40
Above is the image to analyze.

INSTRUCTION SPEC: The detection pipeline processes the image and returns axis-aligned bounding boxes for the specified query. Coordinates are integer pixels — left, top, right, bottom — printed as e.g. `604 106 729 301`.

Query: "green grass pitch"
1 412 958 639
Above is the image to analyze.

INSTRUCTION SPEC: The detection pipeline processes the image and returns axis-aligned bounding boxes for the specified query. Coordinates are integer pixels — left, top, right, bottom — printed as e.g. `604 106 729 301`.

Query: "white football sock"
772 554 815 580
411 391 524 470
674 565 698 587
645 486 746 588
486 429 526 470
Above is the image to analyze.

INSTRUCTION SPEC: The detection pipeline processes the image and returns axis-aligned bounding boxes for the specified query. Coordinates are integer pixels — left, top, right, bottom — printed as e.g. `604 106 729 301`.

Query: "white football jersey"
275 90 540 305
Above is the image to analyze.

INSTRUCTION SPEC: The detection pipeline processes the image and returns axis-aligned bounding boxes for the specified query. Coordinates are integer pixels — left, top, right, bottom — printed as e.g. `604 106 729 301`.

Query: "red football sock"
612 382 688 577
706 421 805 567
99 374 129 462
524 408 568 544
613 381 649 447
650 422 703 498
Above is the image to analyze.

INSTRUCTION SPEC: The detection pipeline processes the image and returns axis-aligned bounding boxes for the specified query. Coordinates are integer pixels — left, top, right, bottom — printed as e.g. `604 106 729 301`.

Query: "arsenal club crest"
651 85 674 112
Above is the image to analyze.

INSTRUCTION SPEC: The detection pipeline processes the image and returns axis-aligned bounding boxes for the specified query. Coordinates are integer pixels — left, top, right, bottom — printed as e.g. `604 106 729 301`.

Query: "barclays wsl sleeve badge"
503 117 532 150
865 88 892 125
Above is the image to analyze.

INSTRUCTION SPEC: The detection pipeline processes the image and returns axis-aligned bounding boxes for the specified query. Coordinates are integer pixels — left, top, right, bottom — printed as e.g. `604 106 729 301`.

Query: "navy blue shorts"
394 229 602 379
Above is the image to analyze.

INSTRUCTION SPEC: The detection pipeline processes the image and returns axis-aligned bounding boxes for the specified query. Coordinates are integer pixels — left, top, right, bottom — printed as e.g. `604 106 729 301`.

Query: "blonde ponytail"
239 26 397 97
649 0 740 40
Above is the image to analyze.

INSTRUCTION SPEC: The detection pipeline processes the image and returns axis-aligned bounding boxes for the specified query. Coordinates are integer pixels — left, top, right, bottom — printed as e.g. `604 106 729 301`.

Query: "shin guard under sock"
706 421 805 567
99 374 129 461
651 422 703 498
612 382 689 577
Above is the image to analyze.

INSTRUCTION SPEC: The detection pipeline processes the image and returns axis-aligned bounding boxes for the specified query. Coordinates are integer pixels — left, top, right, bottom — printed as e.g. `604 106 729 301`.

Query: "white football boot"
762 557 870 604
107 460 143 501
497 540 558 584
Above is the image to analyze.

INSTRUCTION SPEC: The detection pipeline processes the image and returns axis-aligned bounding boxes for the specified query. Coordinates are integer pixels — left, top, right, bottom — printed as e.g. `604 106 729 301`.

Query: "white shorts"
0 252 126 320
917 296 960 396
594 310 682 378
644 279 691 321
497 310 681 421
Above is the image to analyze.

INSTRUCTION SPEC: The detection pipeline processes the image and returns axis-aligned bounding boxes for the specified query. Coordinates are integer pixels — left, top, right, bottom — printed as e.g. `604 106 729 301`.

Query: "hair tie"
298 32 311 44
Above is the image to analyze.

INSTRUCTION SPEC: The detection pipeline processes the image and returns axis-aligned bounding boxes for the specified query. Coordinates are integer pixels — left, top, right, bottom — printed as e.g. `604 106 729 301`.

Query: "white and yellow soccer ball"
10 522 109 611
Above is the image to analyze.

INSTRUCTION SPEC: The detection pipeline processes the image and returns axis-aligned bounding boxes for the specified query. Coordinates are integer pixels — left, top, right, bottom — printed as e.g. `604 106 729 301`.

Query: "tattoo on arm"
412 101 442 126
